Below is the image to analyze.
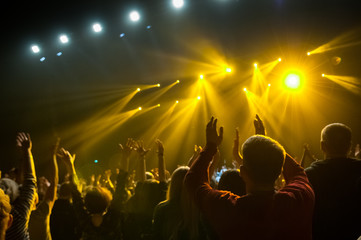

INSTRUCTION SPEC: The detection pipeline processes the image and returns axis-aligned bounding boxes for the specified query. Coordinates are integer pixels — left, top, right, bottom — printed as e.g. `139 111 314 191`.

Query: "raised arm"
232 128 243 166
133 140 150 182
155 139 166 182
57 148 78 185
43 138 60 207
118 138 135 172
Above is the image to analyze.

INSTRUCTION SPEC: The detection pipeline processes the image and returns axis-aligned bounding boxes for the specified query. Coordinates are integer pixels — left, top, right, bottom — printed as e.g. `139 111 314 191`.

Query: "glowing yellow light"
157 104 161 107
197 96 201 100
307 52 311 56
137 88 141 92
199 74 204 80
176 100 179 103
226 67 232 73
157 83 160 87
284 74 301 89
254 63 258 68
322 73 325 77
268 83 271 87
176 80 180 83
138 107 142 111
243 88 247 92
278 58 282 62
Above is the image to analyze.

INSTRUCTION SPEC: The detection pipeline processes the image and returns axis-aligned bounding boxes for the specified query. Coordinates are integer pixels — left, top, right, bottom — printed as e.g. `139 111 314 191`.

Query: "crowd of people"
0 115 361 240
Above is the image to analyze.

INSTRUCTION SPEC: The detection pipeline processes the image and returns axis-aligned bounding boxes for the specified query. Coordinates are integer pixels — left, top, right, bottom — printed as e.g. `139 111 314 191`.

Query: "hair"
242 135 286 185
167 166 189 201
0 189 11 234
58 182 72 199
321 123 352 156
0 178 19 203
218 169 246 196
84 186 112 215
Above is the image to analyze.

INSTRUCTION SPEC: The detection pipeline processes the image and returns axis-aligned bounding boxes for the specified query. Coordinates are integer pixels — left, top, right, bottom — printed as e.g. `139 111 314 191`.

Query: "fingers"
219 126 224 141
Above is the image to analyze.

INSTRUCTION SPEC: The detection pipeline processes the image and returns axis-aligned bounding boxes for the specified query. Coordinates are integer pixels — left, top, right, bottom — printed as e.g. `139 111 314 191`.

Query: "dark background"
1 0 361 179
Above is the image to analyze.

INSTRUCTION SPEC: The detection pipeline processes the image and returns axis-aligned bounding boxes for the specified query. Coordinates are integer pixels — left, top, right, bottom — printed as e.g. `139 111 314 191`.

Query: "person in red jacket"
185 116 314 240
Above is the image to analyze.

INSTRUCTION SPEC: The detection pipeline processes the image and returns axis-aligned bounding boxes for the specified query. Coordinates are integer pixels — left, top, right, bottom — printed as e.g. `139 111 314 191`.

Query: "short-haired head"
321 123 352 157
241 135 286 185
84 186 112 215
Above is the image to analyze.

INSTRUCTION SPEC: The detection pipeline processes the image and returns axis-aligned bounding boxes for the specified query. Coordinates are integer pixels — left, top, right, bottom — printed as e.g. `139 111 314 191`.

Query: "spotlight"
172 0 184 8
120 33 125 38
130 11 140 22
307 52 311 56
197 96 201 100
243 88 247 92
226 67 232 73
138 107 142 111
57 52 62 56
176 80 180 83
176 100 179 103
157 104 161 107
31 45 40 53
278 58 282 62
137 88 141 92
94 160 98 163
157 83 160 87
59 34 69 44
92 23 102 33
322 73 325 77
268 83 271 87
254 63 258 68
199 74 204 80
284 73 301 89
40 57 46 62
146 25 152 29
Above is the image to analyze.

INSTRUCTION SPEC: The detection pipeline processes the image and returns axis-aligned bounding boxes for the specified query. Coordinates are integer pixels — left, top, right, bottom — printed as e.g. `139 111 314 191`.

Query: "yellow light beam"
323 74 361 94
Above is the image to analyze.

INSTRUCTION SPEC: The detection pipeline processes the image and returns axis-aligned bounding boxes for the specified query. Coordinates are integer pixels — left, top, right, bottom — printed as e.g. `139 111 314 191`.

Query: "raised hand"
16 132 32 151
57 148 76 172
254 114 266 135
206 117 223 146
232 128 243 165
119 138 135 158
133 140 150 157
155 139 164 156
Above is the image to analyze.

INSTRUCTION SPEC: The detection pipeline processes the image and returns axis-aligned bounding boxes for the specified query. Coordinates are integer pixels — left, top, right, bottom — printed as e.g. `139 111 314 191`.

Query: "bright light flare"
197 96 201 100
59 35 69 43
31 45 40 53
199 74 204 80
176 100 179 103
226 67 232 73
284 73 301 90
307 52 311 56
278 58 282 62
176 80 180 83
129 11 140 22
137 88 141 92
157 104 161 107
138 107 142 111
268 83 271 87
243 88 247 92
322 73 325 77
92 23 102 32
157 83 161 87
172 0 184 8
254 63 258 68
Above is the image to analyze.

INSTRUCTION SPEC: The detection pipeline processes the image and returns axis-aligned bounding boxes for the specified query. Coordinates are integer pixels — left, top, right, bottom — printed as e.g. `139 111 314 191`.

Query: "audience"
305 123 361 240
0 117 360 240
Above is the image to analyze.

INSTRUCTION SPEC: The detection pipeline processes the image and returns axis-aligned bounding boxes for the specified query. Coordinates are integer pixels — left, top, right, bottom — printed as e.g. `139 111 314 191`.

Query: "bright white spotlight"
93 23 102 32
138 107 142 111
285 74 301 89
146 25 152 29
40 57 46 62
137 88 141 92
57 52 62 56
176 100 179 103
59 35 69 43
120 33 125 38
173 0 184 8
31 45 40 53
130 11 140 22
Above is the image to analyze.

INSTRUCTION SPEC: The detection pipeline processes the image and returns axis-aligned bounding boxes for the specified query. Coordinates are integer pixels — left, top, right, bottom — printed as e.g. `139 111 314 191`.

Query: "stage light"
284 73 301 89
157 83 161 87
40 57 46 62
176 100 179 103
322 73 325 77
120 33 125 38
243 88 247 92
268 83 271 87
172 0 184 8
146 25 152 29
130 11 140 22
176 80 180 83
57 52 62 56
278 58 282 62
157 104 161 107
94 160 98 163
226 67 232 73
31 45 40 53
199 74 204 80
59 34 69 44
138 107 142 111
92 23 102 32
197 96 201 100
137 88 141 92
307 52 311 56
254 63 258 68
